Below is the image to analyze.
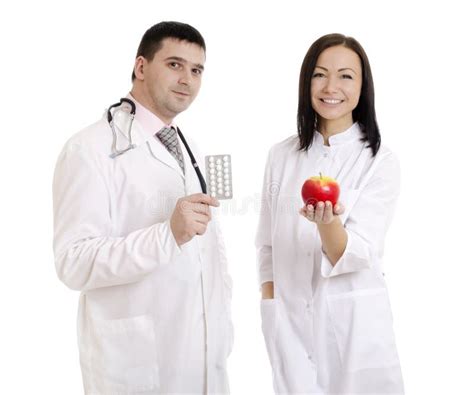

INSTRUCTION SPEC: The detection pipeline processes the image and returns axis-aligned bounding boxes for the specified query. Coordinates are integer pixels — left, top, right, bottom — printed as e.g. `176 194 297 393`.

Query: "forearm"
317 217 348 266
54 220 180 291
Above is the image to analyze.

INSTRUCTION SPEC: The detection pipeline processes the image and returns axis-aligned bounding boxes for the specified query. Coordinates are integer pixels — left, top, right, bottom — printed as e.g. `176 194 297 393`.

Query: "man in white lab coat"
53 21 233 394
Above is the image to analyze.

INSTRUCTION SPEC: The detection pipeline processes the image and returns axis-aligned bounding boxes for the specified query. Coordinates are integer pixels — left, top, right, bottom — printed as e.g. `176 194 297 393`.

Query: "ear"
134 56 147 81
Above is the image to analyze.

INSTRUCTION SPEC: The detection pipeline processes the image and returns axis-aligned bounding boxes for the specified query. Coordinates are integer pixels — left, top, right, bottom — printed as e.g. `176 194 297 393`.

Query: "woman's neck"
318 116 354 146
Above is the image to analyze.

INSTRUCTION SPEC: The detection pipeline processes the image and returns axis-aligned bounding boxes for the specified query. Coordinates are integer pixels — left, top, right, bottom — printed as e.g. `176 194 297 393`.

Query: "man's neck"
130 88 173 125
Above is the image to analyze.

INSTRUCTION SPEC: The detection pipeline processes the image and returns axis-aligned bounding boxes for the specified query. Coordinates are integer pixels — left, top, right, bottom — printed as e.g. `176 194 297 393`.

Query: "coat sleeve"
320 151 401 278
52 141 181 291
255 149 275 287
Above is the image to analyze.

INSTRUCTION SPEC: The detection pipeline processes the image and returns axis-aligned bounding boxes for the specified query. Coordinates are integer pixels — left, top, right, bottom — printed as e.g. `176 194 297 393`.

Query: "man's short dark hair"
132 21 206 81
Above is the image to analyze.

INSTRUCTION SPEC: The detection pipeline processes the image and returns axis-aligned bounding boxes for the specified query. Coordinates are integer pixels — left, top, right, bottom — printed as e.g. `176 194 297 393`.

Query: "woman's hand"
261 281 274 299
299 201 345 225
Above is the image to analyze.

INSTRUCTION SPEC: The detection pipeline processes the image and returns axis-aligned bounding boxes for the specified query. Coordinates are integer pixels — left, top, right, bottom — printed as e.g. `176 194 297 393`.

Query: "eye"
169 62 180 69
313 72 325 78
342 74 353 79
192 68 203 76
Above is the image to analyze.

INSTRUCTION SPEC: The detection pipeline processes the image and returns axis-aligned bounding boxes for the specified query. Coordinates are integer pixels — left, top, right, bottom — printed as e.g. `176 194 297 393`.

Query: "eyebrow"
315 66 357 73
164 56 205 71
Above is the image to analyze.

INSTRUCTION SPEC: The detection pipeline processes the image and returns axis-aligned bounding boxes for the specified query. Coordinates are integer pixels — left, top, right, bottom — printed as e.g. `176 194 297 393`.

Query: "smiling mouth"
320 98 343 104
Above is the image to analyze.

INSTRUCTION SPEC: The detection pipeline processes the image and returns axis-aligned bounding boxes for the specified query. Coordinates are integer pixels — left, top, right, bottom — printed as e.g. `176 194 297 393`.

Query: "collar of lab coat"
110 102 184 179
314 122 362 147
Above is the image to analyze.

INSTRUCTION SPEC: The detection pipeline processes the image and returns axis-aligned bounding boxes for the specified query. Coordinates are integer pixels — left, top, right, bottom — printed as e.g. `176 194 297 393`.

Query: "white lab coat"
256 123 404 394
53 108 233 394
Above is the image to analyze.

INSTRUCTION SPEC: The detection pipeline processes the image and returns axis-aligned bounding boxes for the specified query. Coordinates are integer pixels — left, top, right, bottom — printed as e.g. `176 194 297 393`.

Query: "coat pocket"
327 288 400 372
260 299 279 367
90 314 160 393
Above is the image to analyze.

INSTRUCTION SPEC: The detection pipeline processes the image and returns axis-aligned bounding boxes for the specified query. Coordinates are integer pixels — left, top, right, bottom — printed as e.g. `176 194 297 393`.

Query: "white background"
1 0 473 394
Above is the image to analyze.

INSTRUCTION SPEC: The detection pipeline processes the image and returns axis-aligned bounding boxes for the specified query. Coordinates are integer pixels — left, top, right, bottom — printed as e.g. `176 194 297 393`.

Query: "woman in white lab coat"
256 34 404 394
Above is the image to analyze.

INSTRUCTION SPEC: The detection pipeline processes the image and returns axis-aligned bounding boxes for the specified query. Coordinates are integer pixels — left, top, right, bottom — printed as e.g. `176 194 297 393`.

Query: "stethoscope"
107 98 207 193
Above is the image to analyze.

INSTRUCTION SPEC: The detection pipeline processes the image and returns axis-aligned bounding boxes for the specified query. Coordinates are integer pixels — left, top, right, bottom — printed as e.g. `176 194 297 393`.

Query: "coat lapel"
113 109 184 180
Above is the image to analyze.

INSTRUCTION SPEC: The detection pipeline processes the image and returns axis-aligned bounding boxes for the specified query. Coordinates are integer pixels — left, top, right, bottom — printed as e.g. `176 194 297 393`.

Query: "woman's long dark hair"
297 34 380 157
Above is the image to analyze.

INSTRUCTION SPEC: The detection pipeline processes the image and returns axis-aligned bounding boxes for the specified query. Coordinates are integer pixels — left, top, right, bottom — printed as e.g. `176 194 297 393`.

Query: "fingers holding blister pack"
205 155 233 199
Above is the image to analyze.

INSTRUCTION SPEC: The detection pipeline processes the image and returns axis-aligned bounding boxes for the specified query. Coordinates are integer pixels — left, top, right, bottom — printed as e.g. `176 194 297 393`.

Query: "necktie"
155 126 185 174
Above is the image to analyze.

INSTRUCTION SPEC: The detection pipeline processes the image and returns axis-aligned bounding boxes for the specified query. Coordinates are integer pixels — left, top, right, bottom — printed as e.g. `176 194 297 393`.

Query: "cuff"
257 246 273 288
320 231 371 278
259 273 274 289
156 219 182 263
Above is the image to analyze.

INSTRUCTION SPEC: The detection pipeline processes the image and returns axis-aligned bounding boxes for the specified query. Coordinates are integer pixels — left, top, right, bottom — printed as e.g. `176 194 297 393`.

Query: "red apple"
301 173 340 206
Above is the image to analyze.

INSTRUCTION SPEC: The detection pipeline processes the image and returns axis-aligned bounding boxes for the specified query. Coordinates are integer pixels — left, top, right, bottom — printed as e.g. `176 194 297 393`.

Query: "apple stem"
319 172 322 179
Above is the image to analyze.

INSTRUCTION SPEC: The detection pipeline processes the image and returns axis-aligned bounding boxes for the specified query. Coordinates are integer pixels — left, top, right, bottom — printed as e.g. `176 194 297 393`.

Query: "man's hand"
170 193 220 246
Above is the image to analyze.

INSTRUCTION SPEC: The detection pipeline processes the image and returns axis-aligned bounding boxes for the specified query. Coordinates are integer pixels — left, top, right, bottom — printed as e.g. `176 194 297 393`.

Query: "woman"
256 34 404 394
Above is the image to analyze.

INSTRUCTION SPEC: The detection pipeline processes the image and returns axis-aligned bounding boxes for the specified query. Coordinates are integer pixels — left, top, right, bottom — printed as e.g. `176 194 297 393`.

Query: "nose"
178 68 192 86
323 75 338 93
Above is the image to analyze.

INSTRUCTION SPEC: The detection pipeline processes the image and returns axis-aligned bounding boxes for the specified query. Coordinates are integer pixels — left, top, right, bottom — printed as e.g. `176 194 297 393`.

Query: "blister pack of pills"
205 154 233 199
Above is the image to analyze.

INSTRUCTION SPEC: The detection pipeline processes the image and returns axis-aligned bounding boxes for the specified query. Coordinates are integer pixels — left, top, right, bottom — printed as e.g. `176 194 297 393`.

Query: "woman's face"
311 45 363 129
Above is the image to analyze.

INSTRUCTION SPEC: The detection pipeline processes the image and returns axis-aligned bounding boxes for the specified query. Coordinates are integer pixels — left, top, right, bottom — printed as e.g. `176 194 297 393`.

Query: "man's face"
135 38 205 123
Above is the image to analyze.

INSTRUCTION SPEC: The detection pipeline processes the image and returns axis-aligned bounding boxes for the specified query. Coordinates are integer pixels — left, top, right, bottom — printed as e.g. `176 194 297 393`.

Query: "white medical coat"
256 123 404 394
53 109 233 394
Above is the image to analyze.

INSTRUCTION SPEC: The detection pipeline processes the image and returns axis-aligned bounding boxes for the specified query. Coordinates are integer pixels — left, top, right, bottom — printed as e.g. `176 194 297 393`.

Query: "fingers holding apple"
300 201 340 224
333 202 345 216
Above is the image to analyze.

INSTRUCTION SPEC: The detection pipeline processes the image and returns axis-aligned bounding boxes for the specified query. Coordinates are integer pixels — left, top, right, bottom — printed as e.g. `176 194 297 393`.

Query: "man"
53 21 233 394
